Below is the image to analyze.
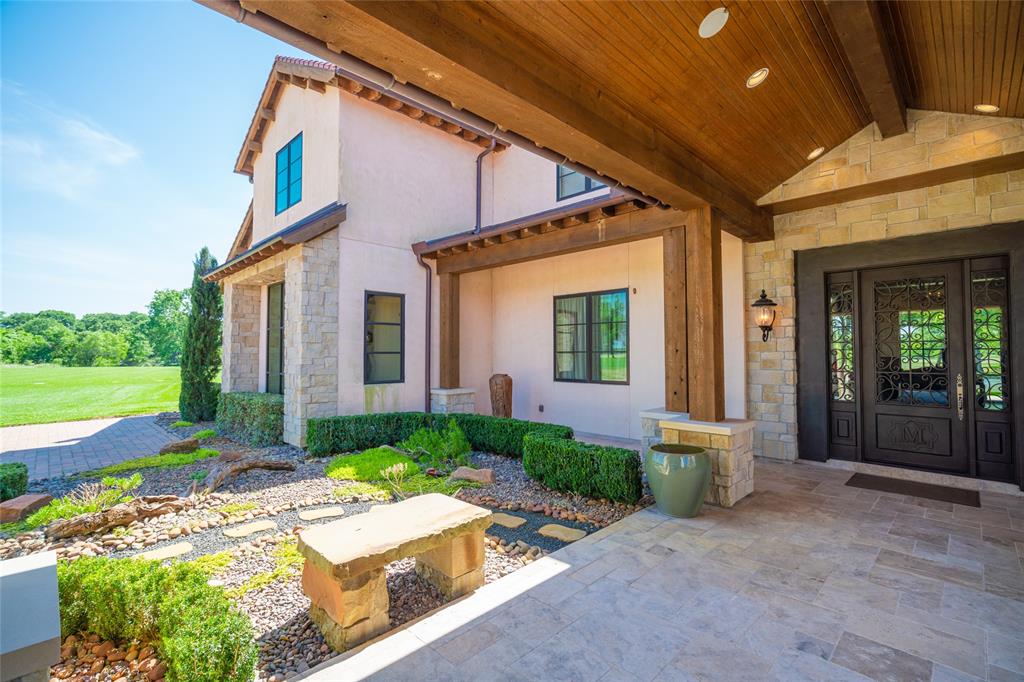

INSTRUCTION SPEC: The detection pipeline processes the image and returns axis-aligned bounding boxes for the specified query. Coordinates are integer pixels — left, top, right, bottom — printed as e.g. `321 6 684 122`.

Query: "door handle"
956 373 964 421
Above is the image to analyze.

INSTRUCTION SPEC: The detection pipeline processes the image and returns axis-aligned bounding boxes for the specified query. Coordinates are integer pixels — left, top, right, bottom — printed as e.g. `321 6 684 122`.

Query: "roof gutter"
195 0 660 209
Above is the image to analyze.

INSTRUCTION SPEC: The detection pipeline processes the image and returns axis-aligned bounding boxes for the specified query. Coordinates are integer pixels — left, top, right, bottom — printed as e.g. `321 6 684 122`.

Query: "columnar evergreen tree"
179 247 223 421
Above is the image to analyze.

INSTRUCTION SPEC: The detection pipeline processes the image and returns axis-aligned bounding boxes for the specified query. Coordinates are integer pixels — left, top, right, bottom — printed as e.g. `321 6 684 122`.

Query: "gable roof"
235 56 508 176
226 201 254 261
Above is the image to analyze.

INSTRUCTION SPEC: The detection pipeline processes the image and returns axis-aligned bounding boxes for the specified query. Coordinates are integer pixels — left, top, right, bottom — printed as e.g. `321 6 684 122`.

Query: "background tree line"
0 289 189 367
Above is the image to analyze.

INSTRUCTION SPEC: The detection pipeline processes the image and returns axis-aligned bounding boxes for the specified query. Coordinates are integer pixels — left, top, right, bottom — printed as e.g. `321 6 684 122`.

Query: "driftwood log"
193 455 296 495
489 374 513 418
45 495 192 539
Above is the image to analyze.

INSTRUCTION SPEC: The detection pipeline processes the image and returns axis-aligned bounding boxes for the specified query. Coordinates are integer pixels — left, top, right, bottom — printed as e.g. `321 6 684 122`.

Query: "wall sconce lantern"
751 289 778 342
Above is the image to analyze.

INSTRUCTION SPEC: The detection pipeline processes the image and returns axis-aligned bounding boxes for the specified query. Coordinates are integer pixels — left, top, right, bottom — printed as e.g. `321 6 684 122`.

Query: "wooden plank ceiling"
233 0 1023 241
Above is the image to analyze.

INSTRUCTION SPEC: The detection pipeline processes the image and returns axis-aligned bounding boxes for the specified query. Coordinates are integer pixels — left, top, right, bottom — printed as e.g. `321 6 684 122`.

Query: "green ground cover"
0 365 181 426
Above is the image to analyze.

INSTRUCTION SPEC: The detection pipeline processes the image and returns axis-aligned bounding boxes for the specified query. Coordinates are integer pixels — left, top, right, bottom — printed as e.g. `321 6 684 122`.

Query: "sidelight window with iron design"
829 281 855 402
971 269 1010 411
873 277 949 407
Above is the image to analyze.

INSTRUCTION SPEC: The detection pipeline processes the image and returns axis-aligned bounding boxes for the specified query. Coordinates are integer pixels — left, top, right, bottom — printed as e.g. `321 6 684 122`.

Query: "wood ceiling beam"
237 0 771 241
436 207 690 275
824 0 907 138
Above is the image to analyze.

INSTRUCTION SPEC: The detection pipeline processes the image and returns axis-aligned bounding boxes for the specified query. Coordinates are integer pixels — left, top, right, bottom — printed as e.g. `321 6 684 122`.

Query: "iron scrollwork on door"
873 277 949 407
971 269 1010 411
828 282 855 402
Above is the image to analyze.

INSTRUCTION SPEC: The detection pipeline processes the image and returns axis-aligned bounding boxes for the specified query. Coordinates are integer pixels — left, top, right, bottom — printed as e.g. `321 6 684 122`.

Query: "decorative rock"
448 467 495 484
298 507 346 522
537 524 587 542
223 520 277 538
489 512 526 529
0 493 53 522
159 438 199 454
138 541 193 561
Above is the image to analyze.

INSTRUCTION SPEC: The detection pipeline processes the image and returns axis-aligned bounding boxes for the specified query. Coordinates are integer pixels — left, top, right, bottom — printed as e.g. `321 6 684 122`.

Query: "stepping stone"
537 524 587 543
490 512 526 529
223 520 277 538
139 542 193 561
299 507 347 521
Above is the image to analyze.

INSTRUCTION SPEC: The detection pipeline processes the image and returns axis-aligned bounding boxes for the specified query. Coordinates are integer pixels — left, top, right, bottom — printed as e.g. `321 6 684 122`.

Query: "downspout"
196 0 661 208
474 138 496 233
416 255 433 413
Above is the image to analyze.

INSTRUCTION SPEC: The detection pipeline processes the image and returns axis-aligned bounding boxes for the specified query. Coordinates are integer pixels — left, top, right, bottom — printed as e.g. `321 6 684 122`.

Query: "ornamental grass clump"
23 474 142 530
58 557 257 682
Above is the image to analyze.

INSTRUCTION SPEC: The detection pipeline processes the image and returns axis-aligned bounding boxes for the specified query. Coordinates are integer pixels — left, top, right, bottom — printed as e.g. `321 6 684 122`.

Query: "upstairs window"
554 289 629 384
275 133 303 214
557 165 606 201
365 292 404 384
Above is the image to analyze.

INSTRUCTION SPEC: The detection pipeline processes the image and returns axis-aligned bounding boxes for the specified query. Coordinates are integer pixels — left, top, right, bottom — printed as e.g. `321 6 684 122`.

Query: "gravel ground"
482 507 598 552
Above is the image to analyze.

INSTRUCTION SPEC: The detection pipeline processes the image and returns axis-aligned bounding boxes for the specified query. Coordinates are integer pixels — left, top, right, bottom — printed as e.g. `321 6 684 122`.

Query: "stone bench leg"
301 562 390 652
414 530 485 598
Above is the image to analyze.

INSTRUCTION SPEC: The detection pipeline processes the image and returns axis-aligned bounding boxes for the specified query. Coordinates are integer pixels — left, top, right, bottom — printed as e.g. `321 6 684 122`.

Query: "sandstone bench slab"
297 494 492 652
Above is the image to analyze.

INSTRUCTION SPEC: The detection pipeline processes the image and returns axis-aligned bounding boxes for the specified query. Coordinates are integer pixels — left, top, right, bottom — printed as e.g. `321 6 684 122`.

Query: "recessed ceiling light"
746 67 770 89
699 7 729 38
807 146 825 160
974 103 999 114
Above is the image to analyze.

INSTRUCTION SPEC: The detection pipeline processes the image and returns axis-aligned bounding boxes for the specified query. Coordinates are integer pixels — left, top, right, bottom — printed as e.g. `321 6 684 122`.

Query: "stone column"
221 282 261 393
283 230 340 446
430 388 476 414
641 410 756 508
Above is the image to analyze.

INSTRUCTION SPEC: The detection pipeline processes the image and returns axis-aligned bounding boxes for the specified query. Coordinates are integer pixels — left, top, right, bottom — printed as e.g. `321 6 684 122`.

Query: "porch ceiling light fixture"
746 67 770 89
751 289 778 342
807 146 825 160
699 7 729 38
973 103 1000 114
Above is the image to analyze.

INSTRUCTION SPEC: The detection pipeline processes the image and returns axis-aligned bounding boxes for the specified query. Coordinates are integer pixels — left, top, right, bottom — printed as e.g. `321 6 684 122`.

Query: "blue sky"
1 0 313 315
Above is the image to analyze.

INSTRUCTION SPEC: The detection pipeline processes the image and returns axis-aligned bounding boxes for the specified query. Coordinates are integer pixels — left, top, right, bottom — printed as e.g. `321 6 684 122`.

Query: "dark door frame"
795 221 1024 490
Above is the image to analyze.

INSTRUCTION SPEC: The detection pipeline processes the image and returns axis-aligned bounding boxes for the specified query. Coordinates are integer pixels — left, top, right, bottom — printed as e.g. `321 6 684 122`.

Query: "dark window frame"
275 132 303 215
266 281 285 395
552 288 630 385
556 165 606 201
364 291 405 385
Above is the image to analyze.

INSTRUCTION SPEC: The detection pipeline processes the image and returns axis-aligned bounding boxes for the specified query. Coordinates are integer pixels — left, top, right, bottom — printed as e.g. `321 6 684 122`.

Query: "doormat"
844 473 980 507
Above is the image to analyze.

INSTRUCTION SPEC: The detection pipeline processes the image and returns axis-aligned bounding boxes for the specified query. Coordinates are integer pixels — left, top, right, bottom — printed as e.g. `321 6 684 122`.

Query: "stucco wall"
747 110 1024 462
251 87 341 244
460 234 746 440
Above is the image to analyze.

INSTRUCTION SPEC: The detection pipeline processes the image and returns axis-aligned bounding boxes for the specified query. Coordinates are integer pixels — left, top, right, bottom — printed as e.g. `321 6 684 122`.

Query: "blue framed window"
557 165 605 201
275 133 303 214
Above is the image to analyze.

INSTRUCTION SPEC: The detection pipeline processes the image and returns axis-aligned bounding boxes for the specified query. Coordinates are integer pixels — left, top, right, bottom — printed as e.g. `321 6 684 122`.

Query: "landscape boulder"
0 493 53 523
159 438 198 454
448 467 495 485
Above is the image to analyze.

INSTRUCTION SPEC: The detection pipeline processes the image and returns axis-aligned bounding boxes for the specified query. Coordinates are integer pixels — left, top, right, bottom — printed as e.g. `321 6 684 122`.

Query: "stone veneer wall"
222 283 261 392
283 230 340 446
746 110 1024 461
430 388 476 414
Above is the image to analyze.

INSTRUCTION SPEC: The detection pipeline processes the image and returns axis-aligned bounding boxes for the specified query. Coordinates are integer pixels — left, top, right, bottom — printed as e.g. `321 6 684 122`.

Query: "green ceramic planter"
644 443 711 518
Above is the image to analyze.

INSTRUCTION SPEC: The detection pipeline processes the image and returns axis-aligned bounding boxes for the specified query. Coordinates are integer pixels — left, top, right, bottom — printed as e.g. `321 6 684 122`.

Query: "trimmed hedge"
522 434 643 504
215 392 283 447
306 412 573 457
58 557 257 682
0 462 28 501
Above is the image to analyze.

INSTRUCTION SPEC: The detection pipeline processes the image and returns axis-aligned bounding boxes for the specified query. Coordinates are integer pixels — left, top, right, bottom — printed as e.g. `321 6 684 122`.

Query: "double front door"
827 256 1014 480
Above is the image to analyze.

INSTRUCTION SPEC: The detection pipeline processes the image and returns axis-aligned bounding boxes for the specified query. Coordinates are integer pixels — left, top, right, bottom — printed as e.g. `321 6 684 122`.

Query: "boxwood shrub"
58 557 257 682
306 412 573 458
522 433 643 504
215 392 283 447
0 462 28 501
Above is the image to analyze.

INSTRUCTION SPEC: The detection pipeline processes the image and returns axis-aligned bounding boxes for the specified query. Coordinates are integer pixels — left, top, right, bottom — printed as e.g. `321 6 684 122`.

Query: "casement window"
266 282 284 394
364 292 404 384
554 289 629 384
556 165 606 201
275 133 303 214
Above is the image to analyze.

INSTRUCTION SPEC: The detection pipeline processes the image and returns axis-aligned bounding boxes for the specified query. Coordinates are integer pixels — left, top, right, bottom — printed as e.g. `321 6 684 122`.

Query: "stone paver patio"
0 415 173 480
298 459 1024 682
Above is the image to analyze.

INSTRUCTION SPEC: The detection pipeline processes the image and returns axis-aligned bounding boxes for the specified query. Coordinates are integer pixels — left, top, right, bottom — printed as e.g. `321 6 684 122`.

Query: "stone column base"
430 388 476 414
640 409 756 508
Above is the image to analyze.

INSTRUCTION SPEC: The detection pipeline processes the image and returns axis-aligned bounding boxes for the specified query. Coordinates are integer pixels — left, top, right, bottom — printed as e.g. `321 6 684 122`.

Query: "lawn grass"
0 365 181 426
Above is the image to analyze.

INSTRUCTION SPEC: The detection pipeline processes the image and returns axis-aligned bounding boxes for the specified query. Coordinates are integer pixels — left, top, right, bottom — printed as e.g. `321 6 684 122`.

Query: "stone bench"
297 493 492 651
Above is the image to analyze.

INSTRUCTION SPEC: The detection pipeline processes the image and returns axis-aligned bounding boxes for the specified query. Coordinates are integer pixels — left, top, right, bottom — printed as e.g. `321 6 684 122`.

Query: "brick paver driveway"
0 416 173 480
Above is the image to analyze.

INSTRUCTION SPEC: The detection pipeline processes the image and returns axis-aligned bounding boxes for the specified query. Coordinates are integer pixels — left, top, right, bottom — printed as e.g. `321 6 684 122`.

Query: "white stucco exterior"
225 72 748 443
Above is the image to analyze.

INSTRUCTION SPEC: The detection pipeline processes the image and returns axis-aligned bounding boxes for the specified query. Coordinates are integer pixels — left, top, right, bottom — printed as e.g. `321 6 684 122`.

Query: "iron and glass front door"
860 263 970 472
